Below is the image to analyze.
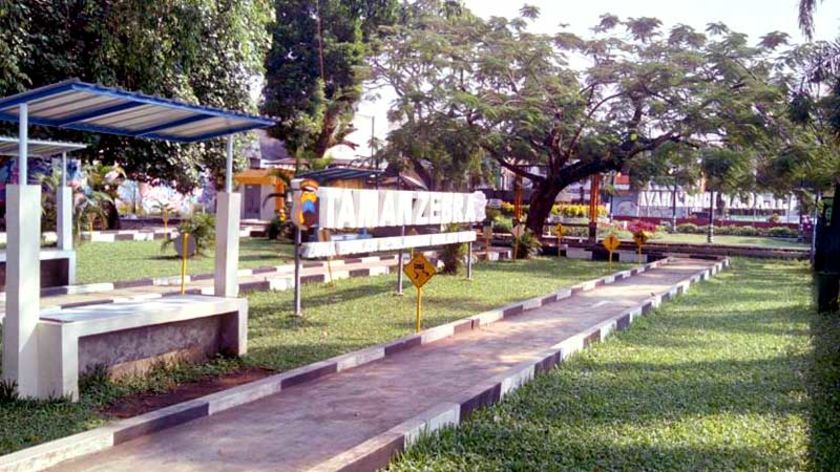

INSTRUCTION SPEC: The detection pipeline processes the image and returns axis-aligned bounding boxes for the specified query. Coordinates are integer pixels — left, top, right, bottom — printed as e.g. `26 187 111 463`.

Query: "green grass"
389 259 837 471
75 238 295 284
0 257 624 455
652 233 808 249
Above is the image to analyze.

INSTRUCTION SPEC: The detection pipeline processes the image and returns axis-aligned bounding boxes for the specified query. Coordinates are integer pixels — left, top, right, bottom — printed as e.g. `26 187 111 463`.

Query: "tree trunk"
706 189 715 244
525 181 562 236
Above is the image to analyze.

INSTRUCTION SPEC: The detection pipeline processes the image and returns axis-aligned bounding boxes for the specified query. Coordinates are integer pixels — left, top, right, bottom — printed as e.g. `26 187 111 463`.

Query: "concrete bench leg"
221 305 248 357
38 322 79 401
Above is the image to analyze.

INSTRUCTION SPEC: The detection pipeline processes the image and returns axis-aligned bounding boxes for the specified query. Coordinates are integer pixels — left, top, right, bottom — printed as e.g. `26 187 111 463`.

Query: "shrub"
0 379 18 403
564 226 589 237
500 201 515 215
161 213 215 257
732 225 761 237
514 229 542 259
553 204 607 219
715 225 735 236
440 242 467 274
267 216 295 241
494 215 513 234
676 223 700 233
767 226 799 238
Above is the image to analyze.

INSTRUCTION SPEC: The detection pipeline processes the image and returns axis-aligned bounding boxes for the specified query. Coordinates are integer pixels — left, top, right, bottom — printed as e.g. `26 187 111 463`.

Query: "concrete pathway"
49 258 715 472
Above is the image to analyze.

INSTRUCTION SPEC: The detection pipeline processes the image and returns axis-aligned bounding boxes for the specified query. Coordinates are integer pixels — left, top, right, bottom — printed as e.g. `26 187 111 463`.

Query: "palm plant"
161 213 215 258
39 169 61 233
74 191 113 242
799 0 824 40
83 162 125 229
150 200 177 233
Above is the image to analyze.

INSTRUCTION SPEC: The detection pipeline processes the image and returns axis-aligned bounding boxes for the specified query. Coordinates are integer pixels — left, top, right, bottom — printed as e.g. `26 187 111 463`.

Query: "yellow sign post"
554 223 564 257
180 232 190 294
633 232 649 264
403 252 437 332
602 233 620 270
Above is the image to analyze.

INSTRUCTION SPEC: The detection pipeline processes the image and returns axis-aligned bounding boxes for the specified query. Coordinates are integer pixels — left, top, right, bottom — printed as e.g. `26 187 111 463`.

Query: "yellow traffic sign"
633 232 648 247
602 234 620 252
404 252 437 289
511 224 525 239
554 223 565 238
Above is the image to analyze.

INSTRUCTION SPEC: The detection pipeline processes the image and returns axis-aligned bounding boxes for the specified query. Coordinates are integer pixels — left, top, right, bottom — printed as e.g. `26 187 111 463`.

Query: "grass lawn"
0 257 625 455
390 259 838 471
652 232 808 249
75 238 295 284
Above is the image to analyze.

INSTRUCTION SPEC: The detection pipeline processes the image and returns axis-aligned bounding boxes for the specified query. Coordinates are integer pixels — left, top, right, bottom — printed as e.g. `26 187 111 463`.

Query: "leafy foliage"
514 229 542 259
262 0 398 168
0 1 272 191
374 5 797 232
161 213 216 258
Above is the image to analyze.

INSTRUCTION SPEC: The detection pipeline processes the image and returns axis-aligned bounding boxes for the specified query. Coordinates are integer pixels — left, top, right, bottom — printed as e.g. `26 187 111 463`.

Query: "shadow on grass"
806 311 840 471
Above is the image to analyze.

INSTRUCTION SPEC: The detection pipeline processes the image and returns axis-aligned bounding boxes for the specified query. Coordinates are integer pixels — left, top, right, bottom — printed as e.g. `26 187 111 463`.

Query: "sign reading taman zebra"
292 184 488 258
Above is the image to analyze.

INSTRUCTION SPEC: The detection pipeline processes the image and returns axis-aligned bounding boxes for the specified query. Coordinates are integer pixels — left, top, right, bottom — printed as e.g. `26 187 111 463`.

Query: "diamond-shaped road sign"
602 234 620 252
404 252 437 289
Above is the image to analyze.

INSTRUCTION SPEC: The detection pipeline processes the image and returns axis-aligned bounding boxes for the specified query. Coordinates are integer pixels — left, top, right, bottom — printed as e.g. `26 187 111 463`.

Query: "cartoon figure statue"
292 178 319 230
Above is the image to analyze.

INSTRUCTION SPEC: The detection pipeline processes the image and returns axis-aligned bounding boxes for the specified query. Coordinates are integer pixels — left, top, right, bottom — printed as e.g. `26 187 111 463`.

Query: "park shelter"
0 79 274 399
234 168 290 220
0 136 86 287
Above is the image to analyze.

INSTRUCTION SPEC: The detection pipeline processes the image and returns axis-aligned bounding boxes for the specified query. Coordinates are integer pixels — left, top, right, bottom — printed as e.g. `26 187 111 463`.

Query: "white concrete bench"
0 249 76 289
37 295 247 400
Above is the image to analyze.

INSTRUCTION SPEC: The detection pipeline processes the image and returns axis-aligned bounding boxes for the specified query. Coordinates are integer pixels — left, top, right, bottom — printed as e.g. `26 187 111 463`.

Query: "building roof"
296 167 383 184
0 136 86 157
0 79 274 143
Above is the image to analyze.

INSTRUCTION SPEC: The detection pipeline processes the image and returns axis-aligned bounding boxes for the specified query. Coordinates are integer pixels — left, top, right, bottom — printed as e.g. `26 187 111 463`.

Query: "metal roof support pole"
57 152 73 255
225 135 234 193
3 102 44 398
215 134 241 298
18 103 27 182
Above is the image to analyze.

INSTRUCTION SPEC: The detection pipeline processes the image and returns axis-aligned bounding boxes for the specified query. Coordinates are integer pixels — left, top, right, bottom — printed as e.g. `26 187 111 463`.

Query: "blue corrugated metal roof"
0 136 86 156
296 167 383 184
0 79 274 143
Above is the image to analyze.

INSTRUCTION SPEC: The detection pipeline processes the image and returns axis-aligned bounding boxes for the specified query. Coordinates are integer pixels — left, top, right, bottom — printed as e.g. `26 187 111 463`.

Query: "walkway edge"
308 257 731 472
0 256 686 472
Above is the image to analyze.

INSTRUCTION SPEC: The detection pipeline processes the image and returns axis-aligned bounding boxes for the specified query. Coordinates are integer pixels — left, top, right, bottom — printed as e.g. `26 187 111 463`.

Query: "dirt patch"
100 366 275 418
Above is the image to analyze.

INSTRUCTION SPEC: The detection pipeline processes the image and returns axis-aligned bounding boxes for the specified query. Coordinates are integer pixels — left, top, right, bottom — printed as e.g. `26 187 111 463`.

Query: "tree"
0 0 272 192
627 142 702 230
799 0 825 40
262 0 397 169
374 5 795 234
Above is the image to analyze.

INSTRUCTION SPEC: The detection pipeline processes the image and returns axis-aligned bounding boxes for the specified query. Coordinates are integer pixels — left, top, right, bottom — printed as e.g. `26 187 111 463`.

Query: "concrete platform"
28 257 722 472
38 295 247 400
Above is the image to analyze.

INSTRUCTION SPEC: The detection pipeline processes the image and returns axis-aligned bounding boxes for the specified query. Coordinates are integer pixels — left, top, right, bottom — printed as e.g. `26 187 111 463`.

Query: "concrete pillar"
214 192 241 297
2 184 42 398
56 187 73 251
57 152 73 252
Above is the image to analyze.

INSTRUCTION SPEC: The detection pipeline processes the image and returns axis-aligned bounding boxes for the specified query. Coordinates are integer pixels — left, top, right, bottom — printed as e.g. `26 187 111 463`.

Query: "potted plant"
161 213 215 258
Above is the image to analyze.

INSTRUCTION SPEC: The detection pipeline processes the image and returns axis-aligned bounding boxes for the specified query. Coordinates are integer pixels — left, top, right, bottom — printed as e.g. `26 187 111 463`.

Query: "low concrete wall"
79 314 237 379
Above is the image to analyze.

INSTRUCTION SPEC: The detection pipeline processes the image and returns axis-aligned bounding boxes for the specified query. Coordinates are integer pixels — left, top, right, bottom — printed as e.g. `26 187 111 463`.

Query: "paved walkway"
50 258 715 472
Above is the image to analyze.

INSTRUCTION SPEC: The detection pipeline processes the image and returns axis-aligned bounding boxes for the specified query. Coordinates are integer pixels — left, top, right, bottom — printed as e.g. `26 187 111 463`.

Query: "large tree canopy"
374 3 796 232
261 0 397 168
0 0 272 191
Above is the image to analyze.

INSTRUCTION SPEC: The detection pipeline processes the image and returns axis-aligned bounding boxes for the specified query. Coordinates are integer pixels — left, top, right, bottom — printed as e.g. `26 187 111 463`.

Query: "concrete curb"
25 248 513 302
0 256 699 472
307 257 731 472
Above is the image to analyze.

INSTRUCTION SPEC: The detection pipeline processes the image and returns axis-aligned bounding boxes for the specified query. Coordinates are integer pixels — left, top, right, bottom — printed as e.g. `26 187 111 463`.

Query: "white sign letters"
316 188 487 229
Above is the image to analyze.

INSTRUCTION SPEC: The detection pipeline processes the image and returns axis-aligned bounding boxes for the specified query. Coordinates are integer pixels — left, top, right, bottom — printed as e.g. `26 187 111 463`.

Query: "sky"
337 0 840 161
